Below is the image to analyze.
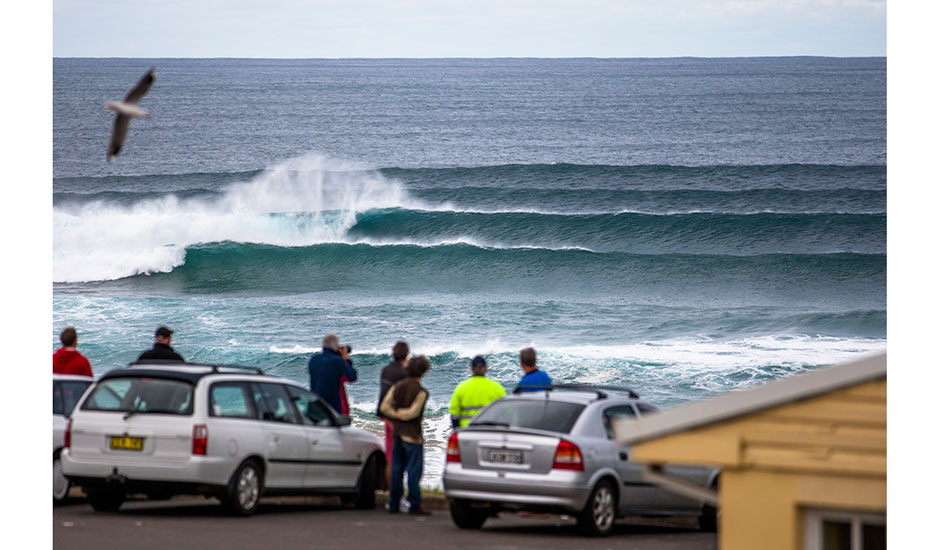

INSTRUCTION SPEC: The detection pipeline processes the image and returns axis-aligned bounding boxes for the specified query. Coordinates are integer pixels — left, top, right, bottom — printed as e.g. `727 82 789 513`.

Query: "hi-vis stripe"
452 406 484 421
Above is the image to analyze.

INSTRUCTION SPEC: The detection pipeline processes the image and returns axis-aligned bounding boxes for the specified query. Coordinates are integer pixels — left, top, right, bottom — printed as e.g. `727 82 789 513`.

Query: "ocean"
53 57 886 486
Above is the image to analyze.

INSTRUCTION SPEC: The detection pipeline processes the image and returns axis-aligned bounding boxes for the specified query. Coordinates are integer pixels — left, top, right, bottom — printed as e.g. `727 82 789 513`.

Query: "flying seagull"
105 67 155 162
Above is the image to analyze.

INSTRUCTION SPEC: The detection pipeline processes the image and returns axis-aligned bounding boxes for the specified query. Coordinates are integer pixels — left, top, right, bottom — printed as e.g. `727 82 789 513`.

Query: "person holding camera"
308 333 357 414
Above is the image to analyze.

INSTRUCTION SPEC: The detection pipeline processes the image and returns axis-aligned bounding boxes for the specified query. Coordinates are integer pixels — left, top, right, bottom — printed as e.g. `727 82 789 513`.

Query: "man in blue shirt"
516 347 551 392
309 333 357 413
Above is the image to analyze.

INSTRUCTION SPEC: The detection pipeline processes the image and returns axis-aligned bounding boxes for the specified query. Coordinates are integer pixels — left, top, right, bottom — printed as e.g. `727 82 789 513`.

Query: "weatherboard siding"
633 378 886 476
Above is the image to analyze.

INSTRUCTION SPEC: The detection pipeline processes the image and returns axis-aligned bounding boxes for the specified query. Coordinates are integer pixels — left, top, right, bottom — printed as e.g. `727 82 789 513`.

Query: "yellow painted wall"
634 378 886 476
630 376 886 550
719 470 886 550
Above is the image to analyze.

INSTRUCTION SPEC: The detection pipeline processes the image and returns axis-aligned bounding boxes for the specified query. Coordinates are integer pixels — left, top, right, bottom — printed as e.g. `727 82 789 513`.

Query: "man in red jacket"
52 327 93 377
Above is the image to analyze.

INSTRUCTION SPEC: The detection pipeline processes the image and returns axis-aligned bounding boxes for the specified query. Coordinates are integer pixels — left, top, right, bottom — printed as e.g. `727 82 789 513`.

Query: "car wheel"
53 453 70 505
578 479 617 537
222 459 262 516
87 487 125 512
353 455 378 510
449 500 488 530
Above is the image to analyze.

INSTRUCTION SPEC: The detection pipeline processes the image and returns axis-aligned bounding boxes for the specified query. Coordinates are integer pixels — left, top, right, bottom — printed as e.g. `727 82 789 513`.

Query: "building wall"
631 376 886 550
720 470 886 550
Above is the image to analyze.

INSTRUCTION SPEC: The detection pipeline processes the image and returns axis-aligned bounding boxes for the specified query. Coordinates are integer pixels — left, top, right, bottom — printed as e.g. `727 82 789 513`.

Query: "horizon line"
53 55 886 61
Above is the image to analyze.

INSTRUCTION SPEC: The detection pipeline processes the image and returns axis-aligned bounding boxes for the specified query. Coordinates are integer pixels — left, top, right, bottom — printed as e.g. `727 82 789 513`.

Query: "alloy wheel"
592 486 615 531
237 465 260 510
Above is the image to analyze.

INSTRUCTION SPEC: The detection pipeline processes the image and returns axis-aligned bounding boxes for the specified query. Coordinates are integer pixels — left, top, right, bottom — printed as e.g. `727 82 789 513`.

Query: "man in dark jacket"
137 326 185 362
377 340 409 489
309 333 357 414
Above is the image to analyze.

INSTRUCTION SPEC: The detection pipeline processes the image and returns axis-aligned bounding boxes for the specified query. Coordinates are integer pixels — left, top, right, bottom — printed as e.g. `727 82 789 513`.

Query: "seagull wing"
123 68 155 105
108 113 131 161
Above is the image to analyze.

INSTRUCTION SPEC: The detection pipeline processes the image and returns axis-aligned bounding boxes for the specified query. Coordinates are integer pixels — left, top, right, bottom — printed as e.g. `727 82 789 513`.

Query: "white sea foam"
52 153 602 283
53 154 424 282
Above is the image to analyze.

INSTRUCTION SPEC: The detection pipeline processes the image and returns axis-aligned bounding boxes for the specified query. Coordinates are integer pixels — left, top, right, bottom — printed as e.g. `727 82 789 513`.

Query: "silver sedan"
442 385 718 536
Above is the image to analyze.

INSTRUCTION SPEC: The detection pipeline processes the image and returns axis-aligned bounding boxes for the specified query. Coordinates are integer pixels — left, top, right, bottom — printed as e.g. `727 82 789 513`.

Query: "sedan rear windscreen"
471 399 584 433
81 377 194 415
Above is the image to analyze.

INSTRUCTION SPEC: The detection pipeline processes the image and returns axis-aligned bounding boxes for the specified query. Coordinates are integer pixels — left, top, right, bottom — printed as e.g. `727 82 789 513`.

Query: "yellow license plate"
110 436 144 451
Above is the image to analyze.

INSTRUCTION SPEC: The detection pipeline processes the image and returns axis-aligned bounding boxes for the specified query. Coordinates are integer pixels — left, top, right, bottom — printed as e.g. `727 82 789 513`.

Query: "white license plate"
487 449 523 464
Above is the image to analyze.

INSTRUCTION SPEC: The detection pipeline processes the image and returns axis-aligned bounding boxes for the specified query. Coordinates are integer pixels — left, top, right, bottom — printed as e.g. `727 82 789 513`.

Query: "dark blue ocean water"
53 58 886 483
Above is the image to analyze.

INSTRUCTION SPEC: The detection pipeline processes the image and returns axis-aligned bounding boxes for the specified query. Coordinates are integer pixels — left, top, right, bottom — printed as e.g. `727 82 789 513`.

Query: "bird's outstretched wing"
108 114 131 162
123 68 155 104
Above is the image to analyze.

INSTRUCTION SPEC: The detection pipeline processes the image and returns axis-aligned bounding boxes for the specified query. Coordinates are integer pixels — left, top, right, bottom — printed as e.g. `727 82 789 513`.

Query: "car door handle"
311 440 320 446
619 451 629 461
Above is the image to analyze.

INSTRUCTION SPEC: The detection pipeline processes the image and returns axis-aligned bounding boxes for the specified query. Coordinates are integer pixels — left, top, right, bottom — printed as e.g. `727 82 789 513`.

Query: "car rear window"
471 399 584 433
81 377 194 415
54 381 92 416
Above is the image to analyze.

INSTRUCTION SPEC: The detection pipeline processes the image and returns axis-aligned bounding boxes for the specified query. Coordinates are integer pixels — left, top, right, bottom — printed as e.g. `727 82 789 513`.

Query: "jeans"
389 437 423 511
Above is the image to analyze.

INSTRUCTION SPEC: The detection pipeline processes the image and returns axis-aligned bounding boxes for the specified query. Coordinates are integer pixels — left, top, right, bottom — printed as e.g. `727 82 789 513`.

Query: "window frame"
284 384 338 427
207 381 258 420
601 404 637 440
803 508 886 550
53 381 64 416
80 376 195 415
250 382 303 425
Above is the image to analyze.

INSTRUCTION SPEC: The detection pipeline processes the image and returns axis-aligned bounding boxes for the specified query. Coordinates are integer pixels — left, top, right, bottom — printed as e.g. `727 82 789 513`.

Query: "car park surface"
52 495 717 550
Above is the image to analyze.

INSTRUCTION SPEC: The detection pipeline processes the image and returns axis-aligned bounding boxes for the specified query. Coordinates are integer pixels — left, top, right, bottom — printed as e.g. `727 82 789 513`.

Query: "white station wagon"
62 362 385 515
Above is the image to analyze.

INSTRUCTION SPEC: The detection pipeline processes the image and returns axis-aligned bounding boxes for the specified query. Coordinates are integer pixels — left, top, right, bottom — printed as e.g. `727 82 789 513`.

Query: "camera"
343 344 353 354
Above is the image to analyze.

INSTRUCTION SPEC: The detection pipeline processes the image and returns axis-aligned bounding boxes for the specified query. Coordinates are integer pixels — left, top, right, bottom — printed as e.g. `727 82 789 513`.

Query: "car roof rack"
513 384 639 399
127 360 265 375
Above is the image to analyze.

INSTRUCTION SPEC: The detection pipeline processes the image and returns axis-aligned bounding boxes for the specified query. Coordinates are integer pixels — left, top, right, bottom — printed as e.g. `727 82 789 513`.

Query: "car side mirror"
336 415 352 427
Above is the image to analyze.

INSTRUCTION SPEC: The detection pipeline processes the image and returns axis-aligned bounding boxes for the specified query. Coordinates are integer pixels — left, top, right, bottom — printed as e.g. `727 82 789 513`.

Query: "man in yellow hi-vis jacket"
449 355 506 429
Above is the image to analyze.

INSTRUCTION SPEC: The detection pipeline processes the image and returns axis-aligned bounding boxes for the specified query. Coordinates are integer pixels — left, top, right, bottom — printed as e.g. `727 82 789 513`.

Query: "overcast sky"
53 0 886 58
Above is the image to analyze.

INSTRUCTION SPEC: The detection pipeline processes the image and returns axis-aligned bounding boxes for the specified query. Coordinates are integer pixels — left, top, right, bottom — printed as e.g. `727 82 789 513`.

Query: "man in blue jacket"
516 347 551 392
309 333 357 413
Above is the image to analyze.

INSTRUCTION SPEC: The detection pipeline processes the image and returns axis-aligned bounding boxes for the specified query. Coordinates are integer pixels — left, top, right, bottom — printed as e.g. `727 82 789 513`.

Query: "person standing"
53 327 93 377
137 326 185 362
379 355 431 516
308 333 357 414
449 355 506 429
377 341 410 489
516 347 551 392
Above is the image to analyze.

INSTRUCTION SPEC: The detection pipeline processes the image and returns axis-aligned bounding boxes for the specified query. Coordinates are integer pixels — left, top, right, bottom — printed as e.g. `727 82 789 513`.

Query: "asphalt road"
53 495 717 550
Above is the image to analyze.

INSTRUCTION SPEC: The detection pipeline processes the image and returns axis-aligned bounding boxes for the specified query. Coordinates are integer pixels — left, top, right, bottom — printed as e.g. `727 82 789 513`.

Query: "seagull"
105 68 155 162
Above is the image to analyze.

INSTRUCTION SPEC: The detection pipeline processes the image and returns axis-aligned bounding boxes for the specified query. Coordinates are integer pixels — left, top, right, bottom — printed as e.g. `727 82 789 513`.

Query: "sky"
52 0 886 58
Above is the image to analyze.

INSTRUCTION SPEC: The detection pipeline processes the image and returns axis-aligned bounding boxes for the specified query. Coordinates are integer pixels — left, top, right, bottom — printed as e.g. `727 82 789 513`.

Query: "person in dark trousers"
137 326 185 362
53 327 93 377
516 347 551 392
379 355 431 516
308 333 357 414
377 340 410 489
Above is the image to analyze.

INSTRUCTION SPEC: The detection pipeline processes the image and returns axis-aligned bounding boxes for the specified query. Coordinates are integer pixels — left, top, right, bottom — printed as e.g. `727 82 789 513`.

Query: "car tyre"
577 479 617 537
53 452 70 505
87 487 125 512
449 499 488 530
222 459 262 516
353 455 379 510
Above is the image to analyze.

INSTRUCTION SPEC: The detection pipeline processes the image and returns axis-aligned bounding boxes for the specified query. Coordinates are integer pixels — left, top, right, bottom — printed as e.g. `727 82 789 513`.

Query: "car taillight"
192 424 208 455
552 439 583 471
64 418 72 449
446 432 460 463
